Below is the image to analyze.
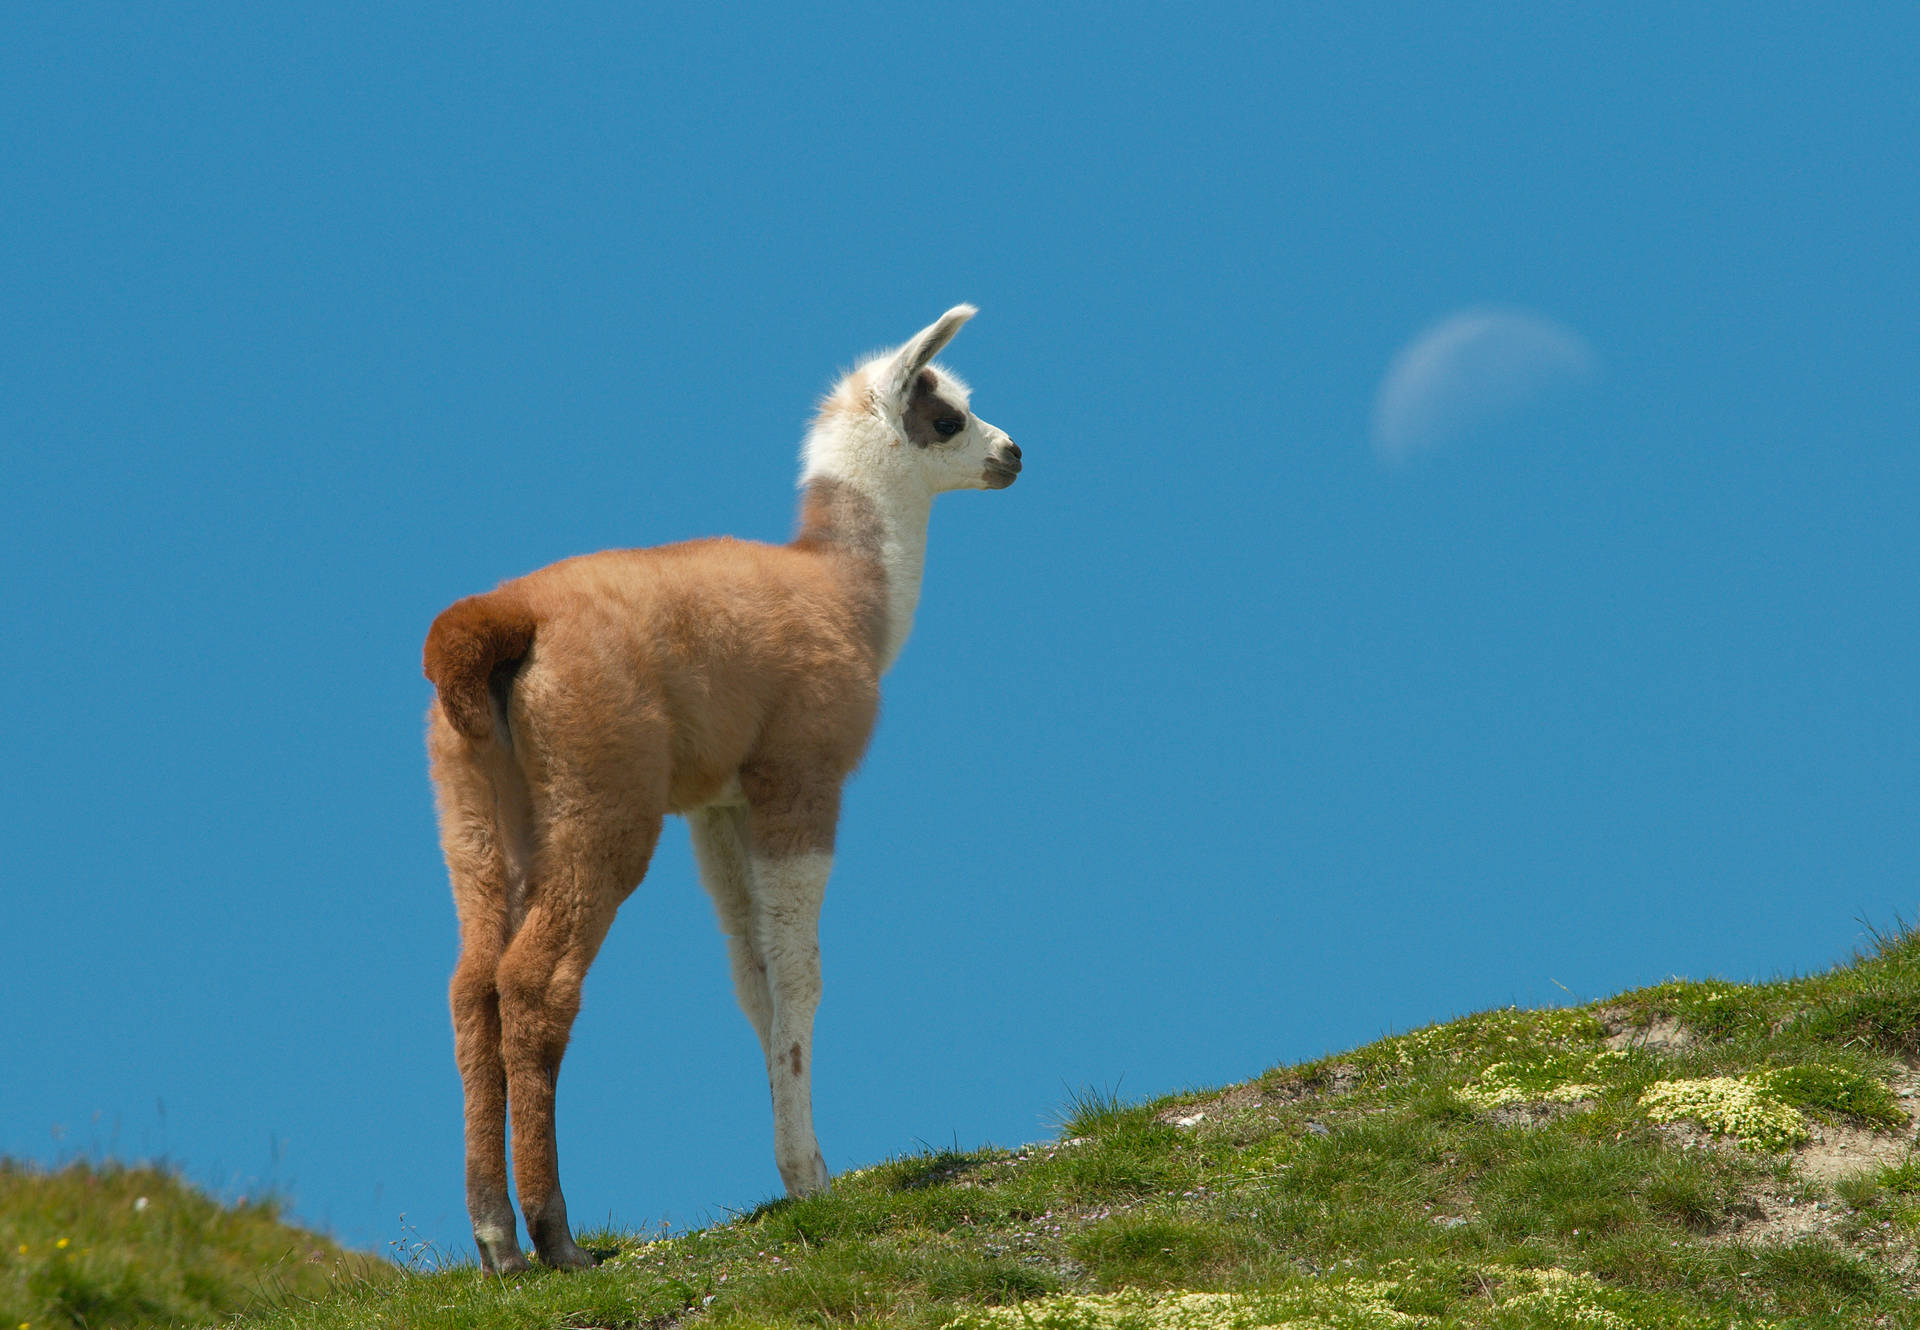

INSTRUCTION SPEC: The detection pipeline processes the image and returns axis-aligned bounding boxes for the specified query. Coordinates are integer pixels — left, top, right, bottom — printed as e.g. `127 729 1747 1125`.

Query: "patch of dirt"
1719 1185 1852 1246
894 1155 991 1190
1669 1063 1920 1257
1155 1081 1268 1128
1484 1099 1595 1129
1711 1179 1920 1291
1790 1061 1920 1183
1263 1062 1365 1102
1794 1115 1919 1184
1651 1086 1918 1191
1157 1064 1365 1129
1599 1009 1696 1054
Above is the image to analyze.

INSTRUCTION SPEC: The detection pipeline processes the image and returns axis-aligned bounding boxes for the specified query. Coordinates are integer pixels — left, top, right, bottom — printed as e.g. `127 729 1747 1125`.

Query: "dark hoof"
477 1238 531 1276
527 1194 594 1270
537 1240 597 1270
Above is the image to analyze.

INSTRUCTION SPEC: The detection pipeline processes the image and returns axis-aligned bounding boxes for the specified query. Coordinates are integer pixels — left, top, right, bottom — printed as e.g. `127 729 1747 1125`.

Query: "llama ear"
881 305 976 408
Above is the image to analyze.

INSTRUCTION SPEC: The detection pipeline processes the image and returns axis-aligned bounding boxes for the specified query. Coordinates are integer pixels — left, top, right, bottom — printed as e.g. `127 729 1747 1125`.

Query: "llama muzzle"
984 440 1023 488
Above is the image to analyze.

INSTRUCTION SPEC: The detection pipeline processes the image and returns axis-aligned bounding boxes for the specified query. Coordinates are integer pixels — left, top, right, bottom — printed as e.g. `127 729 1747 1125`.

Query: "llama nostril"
1006 442 1022 460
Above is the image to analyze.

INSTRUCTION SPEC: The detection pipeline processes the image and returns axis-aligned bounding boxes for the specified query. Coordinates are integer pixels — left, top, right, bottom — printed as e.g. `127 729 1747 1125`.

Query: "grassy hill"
14 926 1920 1328
0 1159 382 1328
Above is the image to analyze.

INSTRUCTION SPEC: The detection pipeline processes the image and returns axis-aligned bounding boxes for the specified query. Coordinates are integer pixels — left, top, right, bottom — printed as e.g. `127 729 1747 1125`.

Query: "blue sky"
4 4 1916 1255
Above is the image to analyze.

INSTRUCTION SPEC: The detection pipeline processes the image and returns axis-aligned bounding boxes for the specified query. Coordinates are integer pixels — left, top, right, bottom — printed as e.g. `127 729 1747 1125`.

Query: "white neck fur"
799 410 934 674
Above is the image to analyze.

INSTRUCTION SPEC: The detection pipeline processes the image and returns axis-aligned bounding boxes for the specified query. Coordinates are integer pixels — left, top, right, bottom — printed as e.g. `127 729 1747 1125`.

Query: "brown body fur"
425 507 882 1273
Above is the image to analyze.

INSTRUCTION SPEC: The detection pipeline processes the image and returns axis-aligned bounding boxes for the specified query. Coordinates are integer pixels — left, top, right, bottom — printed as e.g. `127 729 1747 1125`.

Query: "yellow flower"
14 1244 25 1255
1639 1076 1808 1151
55 1238 69 1249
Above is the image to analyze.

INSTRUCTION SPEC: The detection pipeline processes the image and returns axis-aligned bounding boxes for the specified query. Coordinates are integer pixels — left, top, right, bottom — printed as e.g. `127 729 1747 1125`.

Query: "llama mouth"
983 460 1021 489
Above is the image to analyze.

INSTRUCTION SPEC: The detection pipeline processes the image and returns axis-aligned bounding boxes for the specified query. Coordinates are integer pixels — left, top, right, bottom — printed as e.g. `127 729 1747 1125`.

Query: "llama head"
803 305 1023 497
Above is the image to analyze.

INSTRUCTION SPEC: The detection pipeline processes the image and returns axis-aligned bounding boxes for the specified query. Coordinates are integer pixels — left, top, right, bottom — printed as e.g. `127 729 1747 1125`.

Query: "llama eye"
934 417 964 437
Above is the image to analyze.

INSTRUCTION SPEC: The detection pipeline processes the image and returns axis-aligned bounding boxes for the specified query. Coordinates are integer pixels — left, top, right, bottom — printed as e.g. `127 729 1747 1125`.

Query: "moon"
1371 308 1598 462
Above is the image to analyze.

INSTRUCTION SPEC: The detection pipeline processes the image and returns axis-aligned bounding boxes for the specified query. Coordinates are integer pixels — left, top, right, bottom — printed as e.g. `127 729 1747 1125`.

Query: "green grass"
0 1159 383 1329
19 924 1920 1327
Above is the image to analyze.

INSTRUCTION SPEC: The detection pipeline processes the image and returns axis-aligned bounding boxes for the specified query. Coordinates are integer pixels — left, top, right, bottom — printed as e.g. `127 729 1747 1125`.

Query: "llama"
422 306 1021 1273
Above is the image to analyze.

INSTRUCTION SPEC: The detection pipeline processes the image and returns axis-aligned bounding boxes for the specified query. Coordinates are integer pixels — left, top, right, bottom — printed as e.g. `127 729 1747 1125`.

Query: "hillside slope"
52 927 1920 1328
0 1159 381 1328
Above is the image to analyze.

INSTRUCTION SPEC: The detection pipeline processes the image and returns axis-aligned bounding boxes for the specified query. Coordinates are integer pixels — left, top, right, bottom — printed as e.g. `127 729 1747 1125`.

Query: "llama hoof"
533 1232 596 1270
782 1149 831 1197
476 1237 530 1276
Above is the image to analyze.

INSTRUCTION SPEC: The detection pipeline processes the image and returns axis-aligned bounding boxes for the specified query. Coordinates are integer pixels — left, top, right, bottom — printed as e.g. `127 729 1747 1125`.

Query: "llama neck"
793 471 932 674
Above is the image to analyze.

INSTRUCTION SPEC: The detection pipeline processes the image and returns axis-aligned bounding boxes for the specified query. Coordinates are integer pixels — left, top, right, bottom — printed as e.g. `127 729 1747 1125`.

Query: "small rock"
1306 1121 1331 1136
1173 1112 1206 1128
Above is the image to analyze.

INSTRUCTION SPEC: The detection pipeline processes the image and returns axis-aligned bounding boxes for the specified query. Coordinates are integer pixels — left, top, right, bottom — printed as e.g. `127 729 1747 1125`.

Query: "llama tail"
423 590 537 743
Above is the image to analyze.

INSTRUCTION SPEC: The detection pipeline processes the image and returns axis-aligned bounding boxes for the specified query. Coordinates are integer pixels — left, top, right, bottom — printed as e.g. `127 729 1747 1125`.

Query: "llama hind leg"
496 818 656 1269
496 899 612 1269
689 804 774 1065
433 738 531 1274
450 940 527 1274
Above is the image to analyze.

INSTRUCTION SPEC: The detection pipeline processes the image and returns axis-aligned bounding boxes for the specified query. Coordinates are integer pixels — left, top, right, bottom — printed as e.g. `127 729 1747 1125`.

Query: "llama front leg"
749 848 833 1195
740 768 838 1196
689 805 774 1066
717 772 834 1195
